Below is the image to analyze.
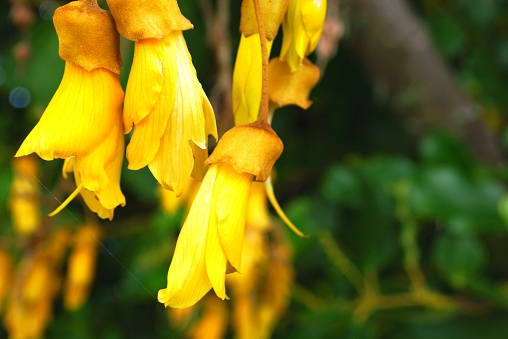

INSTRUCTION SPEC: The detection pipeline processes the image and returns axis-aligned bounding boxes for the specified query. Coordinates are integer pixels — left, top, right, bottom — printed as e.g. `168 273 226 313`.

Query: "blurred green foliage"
2 0 508 338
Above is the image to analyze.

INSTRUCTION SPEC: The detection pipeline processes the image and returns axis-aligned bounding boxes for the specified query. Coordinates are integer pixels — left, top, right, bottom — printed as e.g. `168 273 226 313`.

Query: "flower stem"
252 0 269 124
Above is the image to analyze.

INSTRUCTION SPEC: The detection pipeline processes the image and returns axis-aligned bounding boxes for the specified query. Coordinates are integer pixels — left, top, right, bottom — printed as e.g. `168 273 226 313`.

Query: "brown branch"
345 0 504 165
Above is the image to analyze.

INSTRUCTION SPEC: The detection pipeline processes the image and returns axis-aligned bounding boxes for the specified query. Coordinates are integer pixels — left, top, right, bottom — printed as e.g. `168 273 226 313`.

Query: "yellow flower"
158 162 253 308
123 32 217 195
107 0 217 196
64 225 101 310
15 0 126 219
280 0 327 71
9 156 41 236
232 34 273 125
16 61 126 219
158 122 283 308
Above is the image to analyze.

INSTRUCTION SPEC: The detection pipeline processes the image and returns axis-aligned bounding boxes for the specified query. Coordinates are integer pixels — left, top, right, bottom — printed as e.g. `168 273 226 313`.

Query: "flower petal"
214 163 253 272
158 164 219 308
232 34 274 126
205 204 228 299
16 62 120 160
123 38 165 132
148 32 215 195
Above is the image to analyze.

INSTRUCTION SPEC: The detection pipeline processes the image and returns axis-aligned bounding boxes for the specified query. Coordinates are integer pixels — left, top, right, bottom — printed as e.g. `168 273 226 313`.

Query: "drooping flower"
9 155 41 236
158 121 283 308
4 228 69 338
15 0 126 219
232 0 288 125
107 0 218 195
280 0 327 72
64 224 101 310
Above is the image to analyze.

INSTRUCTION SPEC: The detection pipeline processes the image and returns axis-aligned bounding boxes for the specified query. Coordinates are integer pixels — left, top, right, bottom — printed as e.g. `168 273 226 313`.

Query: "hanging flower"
64 225 101 310
107 0 218 195
15 0 125 219
158 121 283 308
232 0 288 125
280 0 327 71
9 155 41 236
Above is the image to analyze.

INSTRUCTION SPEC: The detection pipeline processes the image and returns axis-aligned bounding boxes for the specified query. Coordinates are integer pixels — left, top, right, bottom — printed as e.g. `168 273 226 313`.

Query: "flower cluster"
15 0 216 218
158 0 326 309
14 0 327 314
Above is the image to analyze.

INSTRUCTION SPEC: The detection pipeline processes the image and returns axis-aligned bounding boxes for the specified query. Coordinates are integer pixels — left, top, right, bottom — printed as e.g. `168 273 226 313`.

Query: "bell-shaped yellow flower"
64 225 101 310
16 62 126 219
15 0 126 219
280 0 327 71
158 121 283 308
123 31 217 195
9 156 41 236
107 0 217 196
158 162 253 308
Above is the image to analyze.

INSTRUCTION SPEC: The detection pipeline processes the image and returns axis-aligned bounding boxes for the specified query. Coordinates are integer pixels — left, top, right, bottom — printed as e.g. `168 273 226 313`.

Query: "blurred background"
2 0 508 338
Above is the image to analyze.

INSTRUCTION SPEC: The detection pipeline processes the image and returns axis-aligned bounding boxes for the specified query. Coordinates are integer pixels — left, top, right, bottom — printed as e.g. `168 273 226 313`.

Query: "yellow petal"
16 62 121 160
123 38 165 132
75 109 124 193
158 164 219 308
214 163 252 272
301 0 327 54
232 34 273 126
148 32 216 195
205 204 228 299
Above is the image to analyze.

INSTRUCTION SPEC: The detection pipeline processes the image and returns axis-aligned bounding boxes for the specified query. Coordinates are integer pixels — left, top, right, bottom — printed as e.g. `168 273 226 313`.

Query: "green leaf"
433 233 486 288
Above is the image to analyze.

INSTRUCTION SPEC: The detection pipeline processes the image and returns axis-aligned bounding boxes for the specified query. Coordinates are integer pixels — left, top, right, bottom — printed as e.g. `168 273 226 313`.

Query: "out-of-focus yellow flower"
228 182 294 339
280 0 327 71
64 225 101 310
107 0 217 196
169 295 228 339
4 228 69 338
159 177 200 216
0 249 12 314
9 155 41 236
159 122 283 308
15 0 126 219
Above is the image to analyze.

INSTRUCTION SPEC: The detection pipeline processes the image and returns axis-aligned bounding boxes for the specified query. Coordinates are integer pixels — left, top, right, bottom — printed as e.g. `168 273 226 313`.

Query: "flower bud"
206 121 283 182
54 0 122 73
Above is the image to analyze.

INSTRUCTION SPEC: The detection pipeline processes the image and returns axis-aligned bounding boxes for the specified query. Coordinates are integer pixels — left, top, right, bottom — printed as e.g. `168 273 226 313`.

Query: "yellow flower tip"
54 0 122 73
240 0 289 40
206 121 283 182
106 0 193 41
269 57 320 109
159 163 252 308
265 177 308 238
280 0 327 71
